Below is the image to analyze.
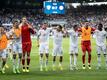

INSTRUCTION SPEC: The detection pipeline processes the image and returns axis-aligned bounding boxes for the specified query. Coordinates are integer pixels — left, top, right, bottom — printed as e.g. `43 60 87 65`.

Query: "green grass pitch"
0 38 107 80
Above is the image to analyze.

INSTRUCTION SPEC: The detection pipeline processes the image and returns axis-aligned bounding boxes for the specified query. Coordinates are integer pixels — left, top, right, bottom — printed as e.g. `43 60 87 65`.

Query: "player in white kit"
52 25 65 71
94 23 107 69
9 20 22 73
37 23 51 71
67 25 79 70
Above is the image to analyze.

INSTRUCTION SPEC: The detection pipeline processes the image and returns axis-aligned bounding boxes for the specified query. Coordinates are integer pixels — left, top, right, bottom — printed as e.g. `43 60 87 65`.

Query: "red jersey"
21 24 35 43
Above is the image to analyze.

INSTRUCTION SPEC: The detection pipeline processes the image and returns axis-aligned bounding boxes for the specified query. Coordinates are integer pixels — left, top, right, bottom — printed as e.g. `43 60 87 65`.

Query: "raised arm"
27 23 36 34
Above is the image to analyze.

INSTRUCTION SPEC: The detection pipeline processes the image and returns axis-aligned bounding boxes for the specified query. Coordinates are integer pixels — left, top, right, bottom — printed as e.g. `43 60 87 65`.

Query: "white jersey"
52 30 63 46
8 28 21 43
94 30 107 46
38 28 51 44
8 28 22 54
68 29 78 47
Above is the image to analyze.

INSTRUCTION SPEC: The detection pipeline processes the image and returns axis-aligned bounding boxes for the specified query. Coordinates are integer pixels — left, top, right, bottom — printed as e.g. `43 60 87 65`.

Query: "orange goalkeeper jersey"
81 27 91 41
13 28 21 38
79 26 95 41
0 34 8 50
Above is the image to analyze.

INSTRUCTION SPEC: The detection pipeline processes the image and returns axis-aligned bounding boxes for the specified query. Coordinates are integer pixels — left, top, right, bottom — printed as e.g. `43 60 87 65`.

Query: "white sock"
17 58 21 69
13 59 16 69
70 55 73 67
0 60 2 69
74 54 77 66
104 54 107 67
9 52 13 60
40 57 43 68
97 55 101 67
53 61 55 67
59 62 62 66
45 59 48 68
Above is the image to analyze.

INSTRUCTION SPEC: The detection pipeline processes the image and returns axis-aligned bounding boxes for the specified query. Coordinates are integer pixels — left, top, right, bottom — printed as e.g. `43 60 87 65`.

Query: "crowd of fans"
66 5 107 28
0 8 44 30
0 4 107 30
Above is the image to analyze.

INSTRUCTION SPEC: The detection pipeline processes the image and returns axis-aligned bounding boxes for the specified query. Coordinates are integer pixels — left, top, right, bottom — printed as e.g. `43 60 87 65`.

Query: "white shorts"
0 49 7 58
97 45 107 55
7 42 13 50
13 42 22 54
53 45 63 56
69 45 78 54
39 43 49 54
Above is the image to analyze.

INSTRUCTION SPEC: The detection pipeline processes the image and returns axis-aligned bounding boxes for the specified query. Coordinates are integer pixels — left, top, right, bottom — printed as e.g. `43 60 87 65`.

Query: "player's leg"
52 45 57 71
26 52 30 72
82 53 86 69
59 47 63 71
1 51 7 74
44 44 49 71
70 46 78 70
1 58 6 74
53 56 56 71
39 43 44 71
104 54 107 69
22 43 26 72
102 45 107 69
45 54 49 71
15 53 22 73
12 53 17 73
8 49 13 60
16 44 22 73
40 54 43 71
3 48 9 69
96 46 101 69
0 56 2 72
87 42 92 69
12 43 18 73
74 53 78 70
22 52 26 72
69 46 73 70
7 43 13 61
26 43 31 72
59 56 63 71
5 44 11 69
81 42 86 69
70 54 73 70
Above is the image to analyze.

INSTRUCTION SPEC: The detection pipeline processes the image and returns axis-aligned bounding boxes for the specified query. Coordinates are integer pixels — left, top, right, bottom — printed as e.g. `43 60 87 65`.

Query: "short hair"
58 25 62 30
98 23 103 28
22 16 27 19
12 19 19 24
73 25 78 28
0 25 4 28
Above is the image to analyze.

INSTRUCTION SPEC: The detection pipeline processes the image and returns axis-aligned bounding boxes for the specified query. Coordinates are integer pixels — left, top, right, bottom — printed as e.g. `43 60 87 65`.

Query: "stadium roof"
0 0 107 3
0 0 107 8
65 0 107 3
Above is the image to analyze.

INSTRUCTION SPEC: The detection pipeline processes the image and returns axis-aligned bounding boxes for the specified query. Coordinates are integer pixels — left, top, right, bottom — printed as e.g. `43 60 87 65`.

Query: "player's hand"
26 22 33 29
28 25 32 29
